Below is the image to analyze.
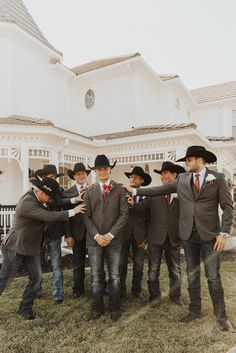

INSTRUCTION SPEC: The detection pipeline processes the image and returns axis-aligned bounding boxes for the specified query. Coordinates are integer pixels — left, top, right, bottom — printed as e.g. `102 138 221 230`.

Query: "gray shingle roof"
191 80 236 103
90 123 197 140
0 0 61 55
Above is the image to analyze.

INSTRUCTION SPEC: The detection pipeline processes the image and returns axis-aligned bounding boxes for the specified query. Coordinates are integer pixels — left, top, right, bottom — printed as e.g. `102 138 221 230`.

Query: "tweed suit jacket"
123 195 148 244
137 168 233 241
84 181 129 247
64 184 86 241
134 195 180 247
3 190 70 256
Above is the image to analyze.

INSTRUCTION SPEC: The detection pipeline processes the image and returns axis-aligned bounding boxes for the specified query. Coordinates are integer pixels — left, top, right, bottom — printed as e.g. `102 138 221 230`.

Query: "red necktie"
194 174 200 193
102 184 106 201
165 194 171 206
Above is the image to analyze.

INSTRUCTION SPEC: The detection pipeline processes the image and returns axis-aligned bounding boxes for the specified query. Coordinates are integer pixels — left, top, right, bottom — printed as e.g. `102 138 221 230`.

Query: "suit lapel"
196 168 208 199
185 172 196 199
104 180 115 207
95 183 104 204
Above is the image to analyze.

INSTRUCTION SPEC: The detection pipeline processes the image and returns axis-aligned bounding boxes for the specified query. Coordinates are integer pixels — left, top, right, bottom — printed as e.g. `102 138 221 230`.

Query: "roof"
159 74 179 81
71 52 141 75
90 123 197 140
191 80 236 103
0 0 61 55
0 115 54 126
207 136 235 142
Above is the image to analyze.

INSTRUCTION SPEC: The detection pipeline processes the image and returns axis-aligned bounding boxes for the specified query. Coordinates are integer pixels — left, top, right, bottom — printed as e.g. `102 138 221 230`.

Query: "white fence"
0 205 16 240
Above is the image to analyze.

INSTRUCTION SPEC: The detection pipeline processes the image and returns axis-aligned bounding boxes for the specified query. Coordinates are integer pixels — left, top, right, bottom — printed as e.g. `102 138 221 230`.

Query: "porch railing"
0 205 16 241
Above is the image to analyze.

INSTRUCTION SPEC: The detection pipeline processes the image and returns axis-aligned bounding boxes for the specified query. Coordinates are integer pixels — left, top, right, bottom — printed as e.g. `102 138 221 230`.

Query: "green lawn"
0 261 236 353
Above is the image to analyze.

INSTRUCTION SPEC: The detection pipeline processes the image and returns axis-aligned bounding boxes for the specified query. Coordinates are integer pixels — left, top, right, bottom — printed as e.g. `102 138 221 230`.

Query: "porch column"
21 146 29 193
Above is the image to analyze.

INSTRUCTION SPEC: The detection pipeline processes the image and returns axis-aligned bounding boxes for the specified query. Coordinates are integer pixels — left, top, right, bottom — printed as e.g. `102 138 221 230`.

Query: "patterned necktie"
165 194 171 206
194 174 200 193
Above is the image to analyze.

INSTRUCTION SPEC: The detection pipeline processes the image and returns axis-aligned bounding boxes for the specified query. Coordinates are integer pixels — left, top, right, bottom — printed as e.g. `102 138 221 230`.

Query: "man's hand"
123 185 133 195
73 193 84 203
74 203 86 215
95 235 109 247
66 236 74 248
126 194 134 207
214 235 227 252
103 234 113 246
137 240 147 249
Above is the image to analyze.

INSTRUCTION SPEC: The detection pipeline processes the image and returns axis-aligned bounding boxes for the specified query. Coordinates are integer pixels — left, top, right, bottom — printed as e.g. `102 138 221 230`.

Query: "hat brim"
176 151 217 164
67 169 91 180
31 178 60 202
154 165 185 175
88 161 117 170
124 172 152 186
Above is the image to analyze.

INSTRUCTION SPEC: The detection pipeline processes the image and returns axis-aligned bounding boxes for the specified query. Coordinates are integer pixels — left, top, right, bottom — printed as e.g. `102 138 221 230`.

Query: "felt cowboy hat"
67 162 91 179
176 146 217 163
154 161 185 175
124 166 152 186
88 154 117 170
36 164 64 178
31 176 61 202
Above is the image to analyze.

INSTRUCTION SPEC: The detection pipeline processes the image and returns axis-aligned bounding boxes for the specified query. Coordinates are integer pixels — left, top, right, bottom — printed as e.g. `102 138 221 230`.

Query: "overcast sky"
24 0 236 89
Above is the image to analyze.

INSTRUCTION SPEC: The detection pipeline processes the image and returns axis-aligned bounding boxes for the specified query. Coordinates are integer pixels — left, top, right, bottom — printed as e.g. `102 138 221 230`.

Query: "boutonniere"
103 184 112 194
205 174 217 185
172 193 178 199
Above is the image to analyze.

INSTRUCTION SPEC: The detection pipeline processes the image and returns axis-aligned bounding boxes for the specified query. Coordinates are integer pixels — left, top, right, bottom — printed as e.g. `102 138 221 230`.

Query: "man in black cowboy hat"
0 177 85 319
119 166 151 301
133 162 185 308
127 146 234 332
84 154 129 321
35 164 79 304
64 163 91 298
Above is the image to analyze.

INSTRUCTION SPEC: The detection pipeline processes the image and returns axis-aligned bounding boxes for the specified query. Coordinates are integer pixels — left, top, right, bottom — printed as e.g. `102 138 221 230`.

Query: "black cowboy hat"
154 161 185 175
124 166 152 186
37 164 64 178
88 154 117 170
67 162 91 179
176 146 217 164
31 176 61 202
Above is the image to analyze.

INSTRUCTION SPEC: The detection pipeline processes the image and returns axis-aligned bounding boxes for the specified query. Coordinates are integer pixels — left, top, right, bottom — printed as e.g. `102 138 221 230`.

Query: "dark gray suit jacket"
3 190 70 256
64 184 86 241
134 195 180 247
137 169 233 241
84 181 129 247
123 196 147 244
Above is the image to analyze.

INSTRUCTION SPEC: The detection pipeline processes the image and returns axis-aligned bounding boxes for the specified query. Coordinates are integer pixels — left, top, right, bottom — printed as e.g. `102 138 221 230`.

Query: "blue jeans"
148 238 181 300
182 231 227 319
0 245 42 310
119 236 146 295
88 245 122 313
47 238 64 301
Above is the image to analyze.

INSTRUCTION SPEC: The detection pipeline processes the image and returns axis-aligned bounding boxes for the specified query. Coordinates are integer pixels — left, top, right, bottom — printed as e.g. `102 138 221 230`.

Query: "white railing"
0 205 16 240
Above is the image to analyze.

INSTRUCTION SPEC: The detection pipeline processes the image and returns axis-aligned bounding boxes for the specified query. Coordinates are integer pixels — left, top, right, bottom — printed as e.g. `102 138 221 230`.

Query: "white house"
0 0 236 207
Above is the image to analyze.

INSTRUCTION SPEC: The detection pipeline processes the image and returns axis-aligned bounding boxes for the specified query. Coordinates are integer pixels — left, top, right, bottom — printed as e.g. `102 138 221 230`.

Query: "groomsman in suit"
119 166 151 300
0 177 85 319
84 154 129 321
133 162 184 308
128 146 234 332
64 163 91 298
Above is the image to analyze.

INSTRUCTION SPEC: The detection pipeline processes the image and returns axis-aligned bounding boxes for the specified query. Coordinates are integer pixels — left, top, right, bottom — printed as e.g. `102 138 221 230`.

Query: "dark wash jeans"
72 236 86 295
182 230 227 319
119 235 146 296
88 244 122 313
148 238 181 300
0 245 42 310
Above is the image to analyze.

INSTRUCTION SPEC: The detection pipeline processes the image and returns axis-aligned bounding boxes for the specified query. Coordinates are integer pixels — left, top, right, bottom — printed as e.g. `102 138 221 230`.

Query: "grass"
0 261 236 353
